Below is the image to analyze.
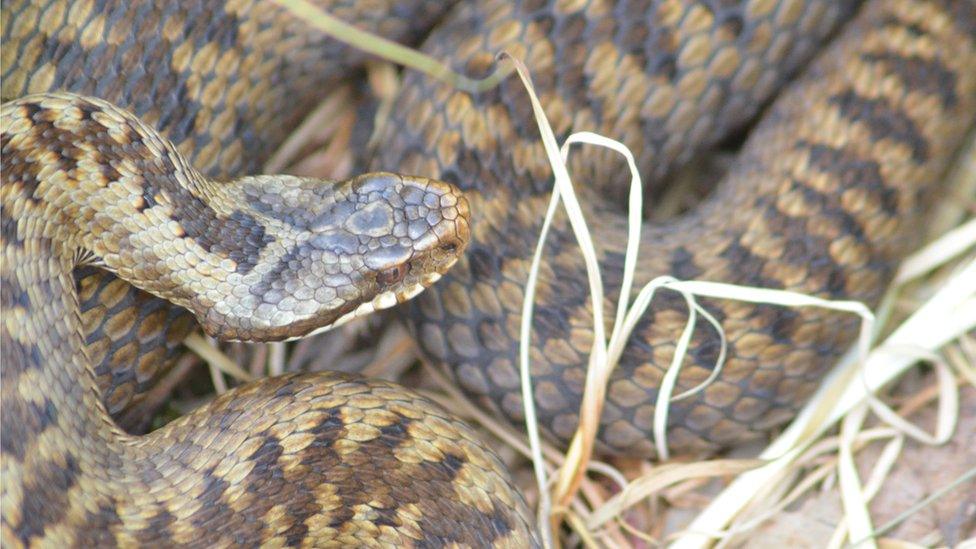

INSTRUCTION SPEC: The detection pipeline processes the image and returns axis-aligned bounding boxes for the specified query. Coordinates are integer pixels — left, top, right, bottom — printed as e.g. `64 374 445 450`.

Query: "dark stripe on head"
244 179 340 231
8 98 276 274
147 162 275 274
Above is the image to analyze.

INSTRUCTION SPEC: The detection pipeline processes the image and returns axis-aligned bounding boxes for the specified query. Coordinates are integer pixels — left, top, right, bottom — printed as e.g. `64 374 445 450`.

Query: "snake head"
203 172 470 341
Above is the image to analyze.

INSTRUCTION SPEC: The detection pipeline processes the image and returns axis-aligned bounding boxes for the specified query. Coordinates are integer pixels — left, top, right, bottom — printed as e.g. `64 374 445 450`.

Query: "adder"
2 0 975 546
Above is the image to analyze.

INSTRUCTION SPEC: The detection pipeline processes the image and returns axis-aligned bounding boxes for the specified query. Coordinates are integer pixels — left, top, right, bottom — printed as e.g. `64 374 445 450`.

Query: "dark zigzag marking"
14 454 81 544
804 142 900 216
828 90 929 162
861 52 958 109
75 501 123 548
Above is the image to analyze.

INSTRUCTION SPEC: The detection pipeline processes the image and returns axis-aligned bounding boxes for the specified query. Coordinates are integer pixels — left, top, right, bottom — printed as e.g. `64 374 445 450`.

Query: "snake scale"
3 0 975 546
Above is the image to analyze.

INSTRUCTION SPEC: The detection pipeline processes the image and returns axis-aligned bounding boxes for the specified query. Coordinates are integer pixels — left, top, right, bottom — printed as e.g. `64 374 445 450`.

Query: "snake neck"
2 95 138 498
2 194 135 539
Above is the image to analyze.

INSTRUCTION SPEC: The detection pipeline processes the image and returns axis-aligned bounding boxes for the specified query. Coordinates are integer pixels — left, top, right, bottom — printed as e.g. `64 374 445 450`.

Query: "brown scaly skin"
0 94 535 546
374 0 976 456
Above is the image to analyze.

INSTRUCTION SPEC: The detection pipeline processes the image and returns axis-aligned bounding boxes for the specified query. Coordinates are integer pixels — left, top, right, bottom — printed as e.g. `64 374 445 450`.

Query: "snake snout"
392 174 471 263
434 192 471 261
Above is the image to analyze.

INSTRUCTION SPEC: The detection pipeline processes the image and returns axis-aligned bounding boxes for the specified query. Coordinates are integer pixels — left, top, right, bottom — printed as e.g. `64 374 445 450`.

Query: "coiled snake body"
3 0 975 546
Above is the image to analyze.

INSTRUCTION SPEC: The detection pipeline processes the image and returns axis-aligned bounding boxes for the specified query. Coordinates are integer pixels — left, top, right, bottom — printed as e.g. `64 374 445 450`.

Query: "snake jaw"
290 273 440 341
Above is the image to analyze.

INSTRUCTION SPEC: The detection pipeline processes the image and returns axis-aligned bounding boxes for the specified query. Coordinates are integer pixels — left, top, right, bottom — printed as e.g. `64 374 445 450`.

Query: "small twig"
360 323 417 379
209 359 228 394
184 333 254 382
248 343 268 377
268 342 286 376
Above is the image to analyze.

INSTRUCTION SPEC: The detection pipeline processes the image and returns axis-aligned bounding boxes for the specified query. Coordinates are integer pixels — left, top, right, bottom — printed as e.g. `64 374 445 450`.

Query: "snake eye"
377 263 410 286
440 241 458 254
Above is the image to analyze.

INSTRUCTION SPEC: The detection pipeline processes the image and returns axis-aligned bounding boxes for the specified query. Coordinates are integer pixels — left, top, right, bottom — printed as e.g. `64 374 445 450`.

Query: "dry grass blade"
208 359 228 394
504 55 649 545
946 339 976 388
612 277 729 459
837 405 876 549
358 323 417 380
505 53 591 547
614 275 873 461
895 219 976 284
862 349 958 445
826 434 904 549
587 459 764 529
264 342 284 376
271 0 511 93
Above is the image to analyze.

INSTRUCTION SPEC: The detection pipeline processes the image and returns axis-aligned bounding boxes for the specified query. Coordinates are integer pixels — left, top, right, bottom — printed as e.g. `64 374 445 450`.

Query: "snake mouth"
283 272 441 341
